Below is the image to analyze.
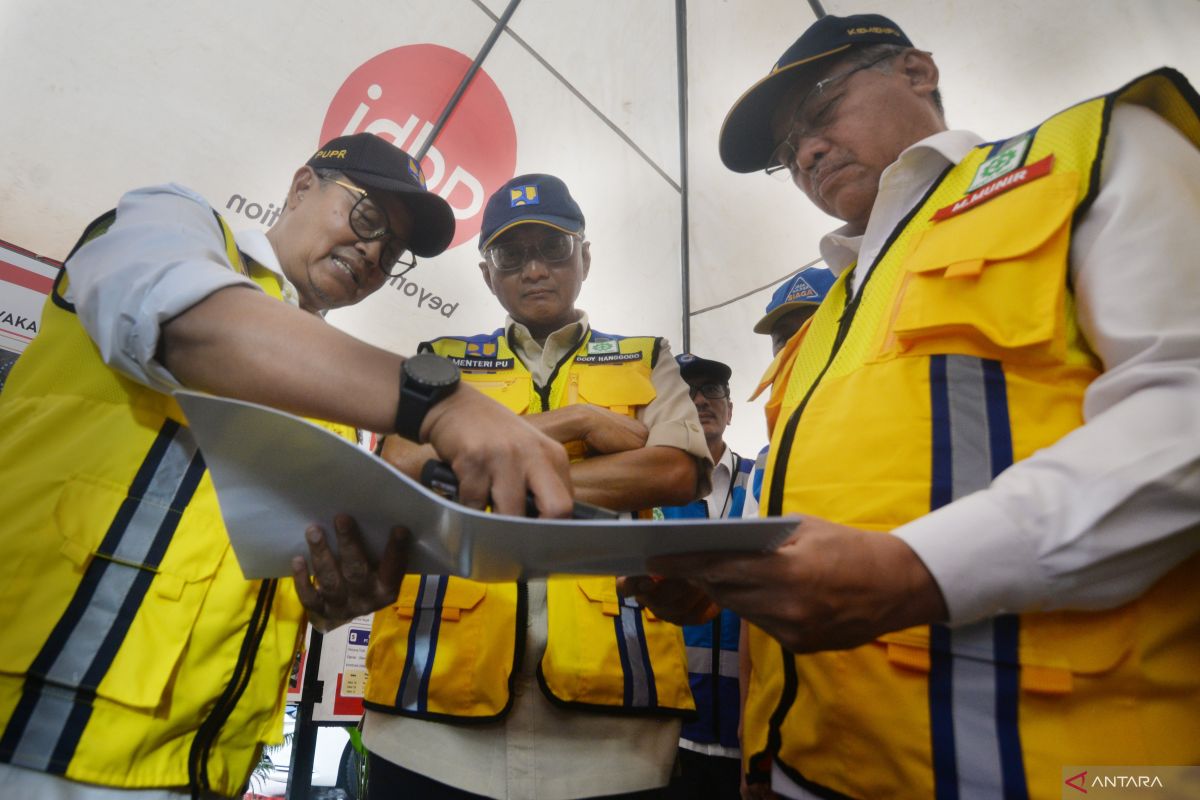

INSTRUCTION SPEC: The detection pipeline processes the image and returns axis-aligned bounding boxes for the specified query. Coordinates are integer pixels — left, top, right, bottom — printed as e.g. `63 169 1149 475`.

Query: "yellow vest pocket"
883 171 1080 363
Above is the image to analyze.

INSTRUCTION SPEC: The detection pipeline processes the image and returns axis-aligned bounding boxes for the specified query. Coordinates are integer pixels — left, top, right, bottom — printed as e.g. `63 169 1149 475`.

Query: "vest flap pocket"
576 367 656 410
395 576 487 622
887 171 1079 357
576 577 621 616
462 374 530 414
1 476 226 709
908 171 1078 270
879 606 1134 695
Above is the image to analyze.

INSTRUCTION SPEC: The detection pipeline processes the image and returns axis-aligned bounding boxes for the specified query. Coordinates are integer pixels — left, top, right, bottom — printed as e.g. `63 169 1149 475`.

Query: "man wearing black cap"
660 353 755 800
365 173 712 799
626 12 1200 800
0 134 574 798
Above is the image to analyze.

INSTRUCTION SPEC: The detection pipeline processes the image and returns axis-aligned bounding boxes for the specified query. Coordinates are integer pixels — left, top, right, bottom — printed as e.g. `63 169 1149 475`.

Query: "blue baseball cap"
478 173 586 251
675 353 732 385
719 13 913 173
753 266 835 334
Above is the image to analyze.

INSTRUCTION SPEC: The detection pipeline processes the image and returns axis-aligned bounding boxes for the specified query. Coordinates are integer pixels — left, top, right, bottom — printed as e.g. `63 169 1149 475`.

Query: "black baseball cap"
307 133 455 257
719 13 913 173
479 173 585 251
675 353 732 385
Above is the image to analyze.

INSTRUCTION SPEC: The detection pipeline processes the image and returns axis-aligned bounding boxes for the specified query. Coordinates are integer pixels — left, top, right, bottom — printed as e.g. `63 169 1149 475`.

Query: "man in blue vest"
661 353 755 800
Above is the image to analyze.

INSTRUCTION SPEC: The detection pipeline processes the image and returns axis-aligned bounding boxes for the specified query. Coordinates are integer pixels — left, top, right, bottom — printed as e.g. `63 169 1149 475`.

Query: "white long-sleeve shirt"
818 104 1200 625
64 183 296 392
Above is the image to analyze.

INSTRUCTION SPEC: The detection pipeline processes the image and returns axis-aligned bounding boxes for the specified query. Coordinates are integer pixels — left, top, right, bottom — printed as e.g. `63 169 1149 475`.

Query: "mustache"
807 159 852 186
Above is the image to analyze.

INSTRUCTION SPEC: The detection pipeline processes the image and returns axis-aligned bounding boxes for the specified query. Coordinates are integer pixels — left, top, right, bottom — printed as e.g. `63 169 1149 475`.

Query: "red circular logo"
321 44 517 251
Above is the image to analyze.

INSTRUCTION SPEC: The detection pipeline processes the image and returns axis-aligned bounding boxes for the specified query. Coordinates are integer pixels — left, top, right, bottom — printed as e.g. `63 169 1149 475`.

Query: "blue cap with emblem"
719 13 913 173
754 266 835 334
479 173 586 251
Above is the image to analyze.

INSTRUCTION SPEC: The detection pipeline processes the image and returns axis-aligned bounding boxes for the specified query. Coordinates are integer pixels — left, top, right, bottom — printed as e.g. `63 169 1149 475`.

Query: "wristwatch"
395 353 460 442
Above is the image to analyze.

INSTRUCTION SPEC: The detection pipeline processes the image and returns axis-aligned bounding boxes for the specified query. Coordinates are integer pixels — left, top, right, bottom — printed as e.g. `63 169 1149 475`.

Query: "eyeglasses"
327 179 417 277
484 231 581 272
765 51 898 180
688 383 730 401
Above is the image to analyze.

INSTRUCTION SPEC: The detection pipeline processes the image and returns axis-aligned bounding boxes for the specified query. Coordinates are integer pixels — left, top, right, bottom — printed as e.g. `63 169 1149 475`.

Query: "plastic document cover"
175 391 797 582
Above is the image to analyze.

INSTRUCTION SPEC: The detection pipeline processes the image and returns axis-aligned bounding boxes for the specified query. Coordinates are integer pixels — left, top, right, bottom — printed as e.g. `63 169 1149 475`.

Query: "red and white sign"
321 44 518 251
0 240 59 354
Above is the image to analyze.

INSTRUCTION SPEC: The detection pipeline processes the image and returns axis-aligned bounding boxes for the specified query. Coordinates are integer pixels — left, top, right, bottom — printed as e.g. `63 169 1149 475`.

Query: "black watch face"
407 353 460 388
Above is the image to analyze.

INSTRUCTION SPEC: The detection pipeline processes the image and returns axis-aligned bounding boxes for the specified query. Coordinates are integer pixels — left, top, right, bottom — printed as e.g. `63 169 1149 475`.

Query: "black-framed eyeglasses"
328 179 417 277
765 51 899 180
484 230 581 272
688 383 730 401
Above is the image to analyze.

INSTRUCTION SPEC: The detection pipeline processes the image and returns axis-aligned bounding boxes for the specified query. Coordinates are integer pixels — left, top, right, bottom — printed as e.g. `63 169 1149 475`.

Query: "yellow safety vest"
745 69 1200 799
0 207 352 796
364 329 694 720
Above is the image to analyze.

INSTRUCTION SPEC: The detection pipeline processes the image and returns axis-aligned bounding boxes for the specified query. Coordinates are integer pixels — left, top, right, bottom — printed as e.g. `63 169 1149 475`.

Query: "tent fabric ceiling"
2 0 1199 456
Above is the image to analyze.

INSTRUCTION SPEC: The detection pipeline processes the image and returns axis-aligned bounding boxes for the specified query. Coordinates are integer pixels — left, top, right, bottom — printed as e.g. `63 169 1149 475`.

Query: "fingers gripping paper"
175 391 796 581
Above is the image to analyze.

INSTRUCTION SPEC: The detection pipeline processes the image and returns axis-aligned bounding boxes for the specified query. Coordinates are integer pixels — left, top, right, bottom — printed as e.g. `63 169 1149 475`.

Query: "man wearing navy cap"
661 353 756 800
626 12 1200 800
366 173 712 799
0 134 575 798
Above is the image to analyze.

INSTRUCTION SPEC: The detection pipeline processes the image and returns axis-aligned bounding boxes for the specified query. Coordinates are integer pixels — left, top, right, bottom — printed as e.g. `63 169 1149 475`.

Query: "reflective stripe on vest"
395 575 449 713
0 419 205 772
616 596 657 708
926 355 1026 800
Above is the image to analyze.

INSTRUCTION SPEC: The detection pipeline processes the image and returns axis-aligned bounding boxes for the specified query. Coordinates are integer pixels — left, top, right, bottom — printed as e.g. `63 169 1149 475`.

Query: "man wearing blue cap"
754 266 835 357
0 134 575 798
365 173 712 799
660 353 755 800
625 12 1200 800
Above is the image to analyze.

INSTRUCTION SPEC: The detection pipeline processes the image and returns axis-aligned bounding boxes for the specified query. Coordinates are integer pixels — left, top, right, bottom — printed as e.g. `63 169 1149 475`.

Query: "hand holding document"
175 391 796 582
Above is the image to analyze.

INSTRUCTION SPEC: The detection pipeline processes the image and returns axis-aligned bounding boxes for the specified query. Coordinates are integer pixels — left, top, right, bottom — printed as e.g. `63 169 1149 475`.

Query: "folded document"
175 391 797 581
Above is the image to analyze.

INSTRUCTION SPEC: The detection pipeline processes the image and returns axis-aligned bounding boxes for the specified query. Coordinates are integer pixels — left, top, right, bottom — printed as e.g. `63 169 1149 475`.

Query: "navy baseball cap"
754 266 835 334
308 133 455 257
719 13 913 173
479 174 586 251
676 353 732 385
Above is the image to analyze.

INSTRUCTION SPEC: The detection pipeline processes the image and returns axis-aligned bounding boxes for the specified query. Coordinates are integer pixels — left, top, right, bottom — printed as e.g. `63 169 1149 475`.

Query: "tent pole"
675 0 691 352
416 0 523 161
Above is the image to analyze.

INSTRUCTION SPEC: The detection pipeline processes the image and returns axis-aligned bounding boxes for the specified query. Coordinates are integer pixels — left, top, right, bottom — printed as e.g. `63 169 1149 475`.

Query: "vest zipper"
760 163 956 773
532 328 590 412
188 579 277 799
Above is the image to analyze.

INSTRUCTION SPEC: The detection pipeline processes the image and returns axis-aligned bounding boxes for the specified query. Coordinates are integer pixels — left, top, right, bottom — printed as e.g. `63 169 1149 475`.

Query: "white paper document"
175 391 797 582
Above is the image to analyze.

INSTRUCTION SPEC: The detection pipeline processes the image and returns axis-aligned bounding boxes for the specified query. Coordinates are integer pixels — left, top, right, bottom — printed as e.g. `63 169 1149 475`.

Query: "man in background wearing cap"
660 354 755 800
365 173 711 799
0 134 574 799
625 12 1200 799
753 266 834 358
744 265 835 506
